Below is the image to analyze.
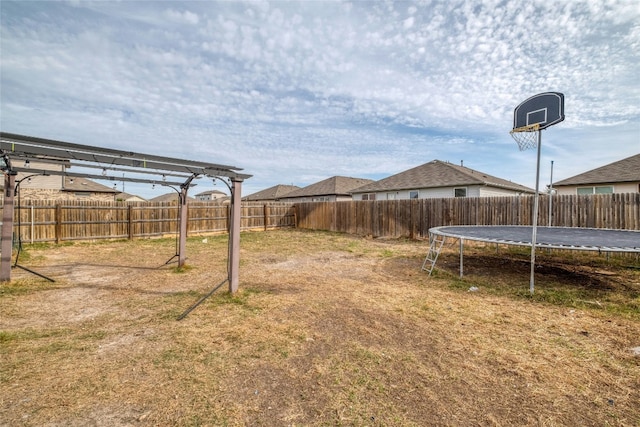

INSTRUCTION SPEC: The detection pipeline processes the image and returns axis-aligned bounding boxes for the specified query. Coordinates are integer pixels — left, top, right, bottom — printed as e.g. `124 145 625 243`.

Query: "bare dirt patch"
1 230 639 426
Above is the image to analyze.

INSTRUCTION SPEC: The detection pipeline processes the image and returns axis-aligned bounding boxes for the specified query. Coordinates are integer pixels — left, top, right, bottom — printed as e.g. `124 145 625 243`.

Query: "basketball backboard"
513 92 564 131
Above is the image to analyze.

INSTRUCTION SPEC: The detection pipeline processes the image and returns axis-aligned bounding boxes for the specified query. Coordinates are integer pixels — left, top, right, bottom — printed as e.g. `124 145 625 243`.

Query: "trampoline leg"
459 238 464 278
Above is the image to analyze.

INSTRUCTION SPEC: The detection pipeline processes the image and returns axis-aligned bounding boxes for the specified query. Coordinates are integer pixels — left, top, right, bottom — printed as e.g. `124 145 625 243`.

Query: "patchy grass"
434 241 640 319
1 229 639 426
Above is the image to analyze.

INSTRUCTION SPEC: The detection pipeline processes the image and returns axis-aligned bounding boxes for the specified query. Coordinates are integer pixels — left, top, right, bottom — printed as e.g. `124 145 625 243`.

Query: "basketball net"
510 123 540 151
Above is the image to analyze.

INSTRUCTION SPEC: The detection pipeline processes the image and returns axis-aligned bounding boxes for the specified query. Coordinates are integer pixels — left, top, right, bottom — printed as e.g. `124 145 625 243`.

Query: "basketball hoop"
511 92 565 295
510 123 540 151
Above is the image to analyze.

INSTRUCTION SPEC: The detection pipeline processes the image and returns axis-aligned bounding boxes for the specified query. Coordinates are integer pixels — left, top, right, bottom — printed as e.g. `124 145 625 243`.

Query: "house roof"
115 192 147 202
282 176 374 199
243 184 300 201
195 190 227 197
553 153 640 186
63 177 118 193
148 193 196 203
351 160 534 194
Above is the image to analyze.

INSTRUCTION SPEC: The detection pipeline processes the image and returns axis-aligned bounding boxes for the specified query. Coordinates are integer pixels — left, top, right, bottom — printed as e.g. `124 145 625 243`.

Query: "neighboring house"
243 184 300 202
14 160 119 201
351 160 534 200
115 192 147 202
148 193 197 203
280 176 374 203
552 153 640 195
194 190 227 201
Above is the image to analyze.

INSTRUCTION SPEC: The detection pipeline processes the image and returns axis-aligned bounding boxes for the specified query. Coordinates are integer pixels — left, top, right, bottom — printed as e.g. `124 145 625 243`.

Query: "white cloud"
164 8 199 25
1 0 638 198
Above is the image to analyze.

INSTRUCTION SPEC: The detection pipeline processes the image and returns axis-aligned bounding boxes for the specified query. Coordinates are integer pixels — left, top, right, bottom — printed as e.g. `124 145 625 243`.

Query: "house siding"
282 195 341 203
555 182 640 195
18 188 116 201
16 163 65 190
11 160 118 201
353 185 524 200
477 186 528 197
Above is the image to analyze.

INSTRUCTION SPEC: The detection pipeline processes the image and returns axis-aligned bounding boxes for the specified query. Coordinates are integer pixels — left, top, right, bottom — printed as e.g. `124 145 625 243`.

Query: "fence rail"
4 194 639 244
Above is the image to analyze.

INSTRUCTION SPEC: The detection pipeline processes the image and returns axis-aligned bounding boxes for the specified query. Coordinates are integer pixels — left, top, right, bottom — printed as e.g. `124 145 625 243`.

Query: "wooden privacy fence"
295 193 640 238
10 201 296 243
5 194 640 243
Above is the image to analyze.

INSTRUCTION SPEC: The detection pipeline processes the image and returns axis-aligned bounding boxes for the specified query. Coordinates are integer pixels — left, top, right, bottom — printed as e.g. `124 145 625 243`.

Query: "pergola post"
178 186 189 268
228 178 243 293
1 172 17 281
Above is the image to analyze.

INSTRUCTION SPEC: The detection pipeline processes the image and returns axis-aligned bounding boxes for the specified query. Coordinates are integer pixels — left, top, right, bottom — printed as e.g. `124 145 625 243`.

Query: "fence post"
264 203 269 231
128 205 133 240
55 204 62 244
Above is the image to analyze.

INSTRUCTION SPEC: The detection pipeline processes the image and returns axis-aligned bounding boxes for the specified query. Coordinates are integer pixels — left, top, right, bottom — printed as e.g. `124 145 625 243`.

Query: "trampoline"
423 225 640 279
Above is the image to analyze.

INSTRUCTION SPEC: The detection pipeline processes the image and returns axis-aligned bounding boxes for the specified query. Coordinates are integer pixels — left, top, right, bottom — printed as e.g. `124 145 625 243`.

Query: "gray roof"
63 177 118 193
195 190 227 197
115 192 147 201
148 193 196 203
351 160 534 193
553 153 640 186
243 184 300 201
282 176 374 199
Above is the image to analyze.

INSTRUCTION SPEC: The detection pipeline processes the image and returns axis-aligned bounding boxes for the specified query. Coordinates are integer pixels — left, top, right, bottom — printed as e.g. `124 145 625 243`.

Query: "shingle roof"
148 193 196 203
351 160 534 193
63 177 118 193
282 176 374 198
195 190 227 197
553 154 640 186
243 184 300 201
115 192 147 202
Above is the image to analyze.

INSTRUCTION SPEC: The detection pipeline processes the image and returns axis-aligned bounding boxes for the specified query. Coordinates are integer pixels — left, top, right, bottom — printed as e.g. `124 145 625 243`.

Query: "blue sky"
1 0 639 199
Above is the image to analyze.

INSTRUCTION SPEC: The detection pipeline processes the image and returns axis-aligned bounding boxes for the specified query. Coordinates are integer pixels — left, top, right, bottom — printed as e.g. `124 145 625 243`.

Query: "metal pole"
548 160 554 227
459 238 464 278
178 187 188 267
530 130 542 294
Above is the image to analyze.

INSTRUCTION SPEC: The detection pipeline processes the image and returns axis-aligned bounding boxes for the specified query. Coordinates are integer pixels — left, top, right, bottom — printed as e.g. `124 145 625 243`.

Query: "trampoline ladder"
422 234 445 275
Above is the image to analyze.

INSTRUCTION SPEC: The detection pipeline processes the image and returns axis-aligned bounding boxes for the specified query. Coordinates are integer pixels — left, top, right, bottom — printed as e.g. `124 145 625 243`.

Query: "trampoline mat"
430 226 640 252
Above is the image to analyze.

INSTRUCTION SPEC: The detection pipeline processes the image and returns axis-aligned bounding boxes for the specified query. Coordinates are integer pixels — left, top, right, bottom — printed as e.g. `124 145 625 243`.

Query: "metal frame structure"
0 132 251 293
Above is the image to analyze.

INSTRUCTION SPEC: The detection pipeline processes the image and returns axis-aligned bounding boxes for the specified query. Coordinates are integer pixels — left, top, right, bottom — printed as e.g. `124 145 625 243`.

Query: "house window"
409 191 419 199
312 196 329 202
386 193 396 200
361 193 376 201
454 187 467 197
577 186 613 195
75 192 91 198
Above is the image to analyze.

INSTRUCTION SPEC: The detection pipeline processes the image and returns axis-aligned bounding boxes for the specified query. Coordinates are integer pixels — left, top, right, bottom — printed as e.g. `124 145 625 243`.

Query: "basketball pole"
548 160 554 227
530 130 542 294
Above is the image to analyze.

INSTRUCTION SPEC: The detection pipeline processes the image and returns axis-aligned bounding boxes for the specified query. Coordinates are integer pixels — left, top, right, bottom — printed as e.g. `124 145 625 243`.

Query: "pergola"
0 132 251 293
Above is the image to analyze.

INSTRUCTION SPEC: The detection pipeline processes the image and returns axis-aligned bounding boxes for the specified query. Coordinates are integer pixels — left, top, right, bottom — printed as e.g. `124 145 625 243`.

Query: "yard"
1 229 639 426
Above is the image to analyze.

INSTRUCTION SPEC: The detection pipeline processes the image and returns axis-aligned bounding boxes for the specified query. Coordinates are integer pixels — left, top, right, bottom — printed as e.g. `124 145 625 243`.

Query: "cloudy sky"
1 0 639 199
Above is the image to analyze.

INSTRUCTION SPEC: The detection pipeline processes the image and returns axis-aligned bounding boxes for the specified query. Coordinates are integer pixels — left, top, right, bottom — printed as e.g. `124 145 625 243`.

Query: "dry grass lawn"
1 229 639 426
